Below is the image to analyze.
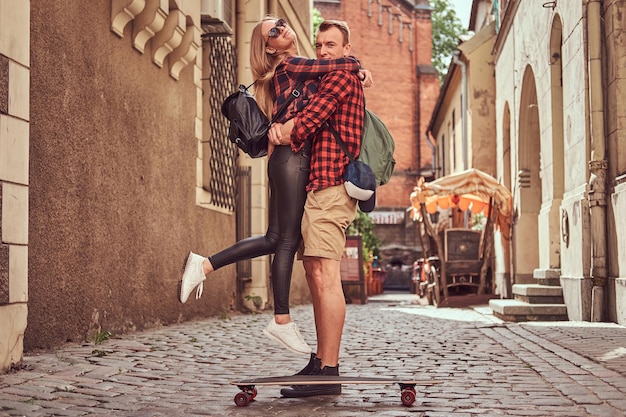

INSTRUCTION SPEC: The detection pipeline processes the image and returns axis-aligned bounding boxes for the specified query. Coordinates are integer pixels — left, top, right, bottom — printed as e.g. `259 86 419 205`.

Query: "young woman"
179 16 368 355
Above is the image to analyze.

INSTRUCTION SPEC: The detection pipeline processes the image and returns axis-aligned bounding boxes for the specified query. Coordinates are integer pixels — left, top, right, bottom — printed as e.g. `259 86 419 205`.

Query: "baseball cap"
358 190 376 213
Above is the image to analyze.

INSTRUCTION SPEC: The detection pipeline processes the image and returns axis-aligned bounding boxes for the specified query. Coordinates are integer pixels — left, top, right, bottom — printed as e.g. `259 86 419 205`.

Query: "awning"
409 168 513 234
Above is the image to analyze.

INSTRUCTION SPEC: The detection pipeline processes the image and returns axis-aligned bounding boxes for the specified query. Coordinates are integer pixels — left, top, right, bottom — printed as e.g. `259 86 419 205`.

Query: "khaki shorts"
301 184 358 260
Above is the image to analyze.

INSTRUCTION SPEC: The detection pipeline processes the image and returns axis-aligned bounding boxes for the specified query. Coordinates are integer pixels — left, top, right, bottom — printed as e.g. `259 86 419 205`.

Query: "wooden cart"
410 169 512 306
417 229 493 306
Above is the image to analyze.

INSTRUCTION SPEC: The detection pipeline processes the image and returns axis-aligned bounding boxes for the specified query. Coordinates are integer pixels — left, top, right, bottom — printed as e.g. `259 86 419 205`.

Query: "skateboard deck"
230 375 441 407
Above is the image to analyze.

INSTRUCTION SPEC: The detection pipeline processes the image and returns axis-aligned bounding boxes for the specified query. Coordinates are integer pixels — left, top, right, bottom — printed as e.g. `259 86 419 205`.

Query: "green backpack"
359 109 396 186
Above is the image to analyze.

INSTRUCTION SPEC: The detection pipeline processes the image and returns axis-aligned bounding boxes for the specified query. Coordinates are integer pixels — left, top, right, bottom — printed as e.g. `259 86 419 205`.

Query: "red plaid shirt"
272 56 360 123
290 71 365 191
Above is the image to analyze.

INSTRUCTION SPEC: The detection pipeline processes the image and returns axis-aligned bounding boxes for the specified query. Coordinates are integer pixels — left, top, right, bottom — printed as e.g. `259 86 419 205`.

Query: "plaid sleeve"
283 56 360 82
272 57 362 122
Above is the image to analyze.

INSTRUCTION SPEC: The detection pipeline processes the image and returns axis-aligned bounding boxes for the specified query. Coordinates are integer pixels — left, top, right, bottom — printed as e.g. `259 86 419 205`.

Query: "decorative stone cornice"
132 0 167 53
169 17 200 81
151 9 185 68
110 0 199 81
111 0 146 37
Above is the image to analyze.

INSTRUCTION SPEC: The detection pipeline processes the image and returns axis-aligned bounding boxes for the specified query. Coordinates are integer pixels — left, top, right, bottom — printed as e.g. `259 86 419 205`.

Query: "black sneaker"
280 365 342 398
294 353 322 376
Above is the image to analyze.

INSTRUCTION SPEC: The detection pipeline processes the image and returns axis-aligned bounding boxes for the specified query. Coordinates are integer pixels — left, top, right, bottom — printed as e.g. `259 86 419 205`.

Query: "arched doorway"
539 15 565 273
515 65 541 284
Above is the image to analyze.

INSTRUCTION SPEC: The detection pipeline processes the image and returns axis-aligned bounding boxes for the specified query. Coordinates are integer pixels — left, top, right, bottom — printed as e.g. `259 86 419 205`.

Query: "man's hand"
359 69 373 88
268 119 295 145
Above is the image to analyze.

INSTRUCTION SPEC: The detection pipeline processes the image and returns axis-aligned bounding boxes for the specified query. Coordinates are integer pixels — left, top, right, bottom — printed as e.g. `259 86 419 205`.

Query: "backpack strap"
327 98 368 161
270 82 305 124
327 121 356 161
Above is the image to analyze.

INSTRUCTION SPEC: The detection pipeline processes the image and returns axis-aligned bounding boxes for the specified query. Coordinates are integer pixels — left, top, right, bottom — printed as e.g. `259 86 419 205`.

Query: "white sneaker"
263 318 312 355
179 252 206 304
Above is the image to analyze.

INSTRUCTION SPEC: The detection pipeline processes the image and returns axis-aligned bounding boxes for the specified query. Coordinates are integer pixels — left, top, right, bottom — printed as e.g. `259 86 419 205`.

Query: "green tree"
431 0 469 83
312 8 324 45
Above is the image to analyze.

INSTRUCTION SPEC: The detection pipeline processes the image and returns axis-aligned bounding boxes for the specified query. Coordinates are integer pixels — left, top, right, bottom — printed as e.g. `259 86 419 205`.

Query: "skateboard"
230 375 441 407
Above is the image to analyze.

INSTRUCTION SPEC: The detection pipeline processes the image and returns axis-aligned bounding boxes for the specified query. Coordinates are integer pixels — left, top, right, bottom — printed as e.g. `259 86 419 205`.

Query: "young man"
268 20 369 397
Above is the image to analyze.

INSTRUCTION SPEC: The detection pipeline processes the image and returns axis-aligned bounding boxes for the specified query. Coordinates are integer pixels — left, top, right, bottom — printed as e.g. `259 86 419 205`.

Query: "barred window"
203 35 238 211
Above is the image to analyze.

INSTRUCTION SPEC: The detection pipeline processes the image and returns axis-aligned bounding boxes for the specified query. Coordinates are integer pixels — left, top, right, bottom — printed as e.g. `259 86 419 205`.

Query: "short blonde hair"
318 20 351 46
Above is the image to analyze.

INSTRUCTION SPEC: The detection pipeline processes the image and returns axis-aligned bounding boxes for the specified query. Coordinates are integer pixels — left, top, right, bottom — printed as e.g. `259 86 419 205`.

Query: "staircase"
489 270 568 322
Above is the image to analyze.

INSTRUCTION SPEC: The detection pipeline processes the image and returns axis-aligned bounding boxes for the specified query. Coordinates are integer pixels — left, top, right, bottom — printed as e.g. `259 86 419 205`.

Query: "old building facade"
492 0 626 323
428 0 626 323
0 0 314 372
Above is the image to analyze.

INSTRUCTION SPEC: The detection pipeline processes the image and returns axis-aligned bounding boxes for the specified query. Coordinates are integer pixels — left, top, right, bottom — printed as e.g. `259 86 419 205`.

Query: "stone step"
512 284 564 304
536 277 561 286
533 269 561 286
489 299 568 322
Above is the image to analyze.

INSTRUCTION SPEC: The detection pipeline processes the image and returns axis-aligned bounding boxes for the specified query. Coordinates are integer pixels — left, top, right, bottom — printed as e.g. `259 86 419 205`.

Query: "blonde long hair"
249 16 300 117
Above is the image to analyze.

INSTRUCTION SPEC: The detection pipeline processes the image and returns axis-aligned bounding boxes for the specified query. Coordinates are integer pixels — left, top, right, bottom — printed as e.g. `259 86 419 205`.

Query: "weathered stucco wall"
25 0 237 350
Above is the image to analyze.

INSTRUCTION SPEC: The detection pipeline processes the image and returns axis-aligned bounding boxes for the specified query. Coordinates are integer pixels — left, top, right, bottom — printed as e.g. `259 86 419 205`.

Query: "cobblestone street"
2 297 626 416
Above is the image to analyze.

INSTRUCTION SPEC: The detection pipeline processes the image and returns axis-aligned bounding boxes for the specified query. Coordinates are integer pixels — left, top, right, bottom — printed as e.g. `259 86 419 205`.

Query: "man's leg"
300 184 355 367
282 257 344 398
304 257 323 355
281 185 355 397
305 256 345 368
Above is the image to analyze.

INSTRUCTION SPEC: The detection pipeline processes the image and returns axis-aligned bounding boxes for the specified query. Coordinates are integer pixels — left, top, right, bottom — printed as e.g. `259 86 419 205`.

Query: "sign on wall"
368 211 405 225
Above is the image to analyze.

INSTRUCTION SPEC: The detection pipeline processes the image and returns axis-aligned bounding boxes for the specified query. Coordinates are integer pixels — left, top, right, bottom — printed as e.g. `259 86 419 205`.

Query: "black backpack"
221 82 303 158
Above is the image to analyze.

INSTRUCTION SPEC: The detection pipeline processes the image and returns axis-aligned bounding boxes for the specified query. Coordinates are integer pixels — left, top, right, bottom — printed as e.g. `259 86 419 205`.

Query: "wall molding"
110 0 199 81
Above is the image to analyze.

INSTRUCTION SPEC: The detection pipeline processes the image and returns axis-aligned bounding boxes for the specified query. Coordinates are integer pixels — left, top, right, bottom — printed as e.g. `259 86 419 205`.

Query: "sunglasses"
268 19 287 39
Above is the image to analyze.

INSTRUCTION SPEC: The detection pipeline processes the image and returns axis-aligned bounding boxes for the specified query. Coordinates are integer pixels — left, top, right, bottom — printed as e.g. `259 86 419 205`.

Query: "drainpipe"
452 51 468 170
452 50 469 227
236 0 248 84
586 0 608 322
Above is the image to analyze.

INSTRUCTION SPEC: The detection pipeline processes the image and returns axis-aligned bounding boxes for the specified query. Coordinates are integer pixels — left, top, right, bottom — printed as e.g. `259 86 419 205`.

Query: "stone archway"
515 66 541 284
537 15 565 274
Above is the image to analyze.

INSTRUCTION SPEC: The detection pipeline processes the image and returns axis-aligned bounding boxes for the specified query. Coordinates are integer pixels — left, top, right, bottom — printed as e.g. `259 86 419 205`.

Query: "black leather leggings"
208 145 310 315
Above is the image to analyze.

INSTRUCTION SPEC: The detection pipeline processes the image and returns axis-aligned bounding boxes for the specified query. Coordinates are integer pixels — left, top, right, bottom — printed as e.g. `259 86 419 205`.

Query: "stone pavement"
2 294 626 417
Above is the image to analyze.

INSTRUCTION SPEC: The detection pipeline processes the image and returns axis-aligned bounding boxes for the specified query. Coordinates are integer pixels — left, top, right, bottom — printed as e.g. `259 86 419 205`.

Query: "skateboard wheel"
234 392 250 407
401 389 416 406
249 387 258 400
